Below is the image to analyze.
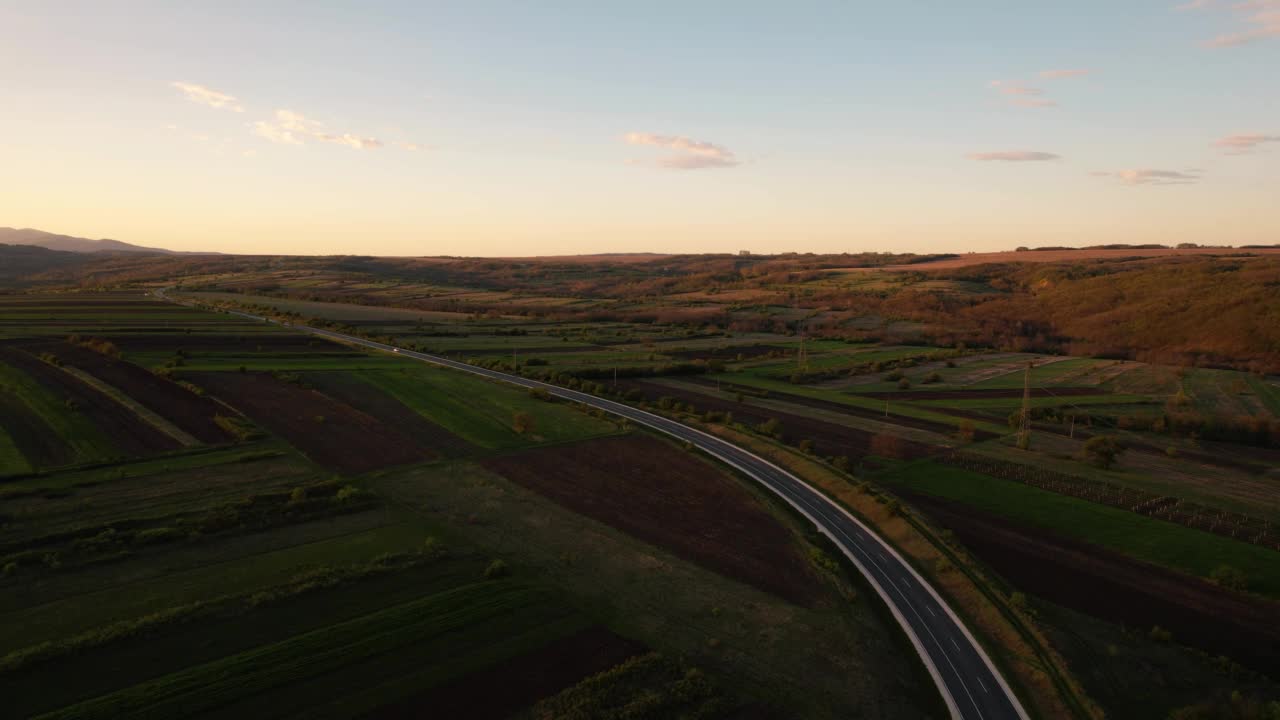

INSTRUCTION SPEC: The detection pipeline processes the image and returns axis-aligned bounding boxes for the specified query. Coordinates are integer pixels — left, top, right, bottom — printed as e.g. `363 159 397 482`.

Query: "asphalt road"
163 292 1030 720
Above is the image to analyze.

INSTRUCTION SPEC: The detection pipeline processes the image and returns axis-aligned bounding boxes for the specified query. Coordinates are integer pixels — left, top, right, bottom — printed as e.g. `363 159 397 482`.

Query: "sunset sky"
2 1 1278 256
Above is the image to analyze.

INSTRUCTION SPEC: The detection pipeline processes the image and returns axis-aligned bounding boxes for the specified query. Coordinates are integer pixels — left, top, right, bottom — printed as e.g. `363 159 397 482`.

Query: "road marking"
978 676 989 693
926 605 936 617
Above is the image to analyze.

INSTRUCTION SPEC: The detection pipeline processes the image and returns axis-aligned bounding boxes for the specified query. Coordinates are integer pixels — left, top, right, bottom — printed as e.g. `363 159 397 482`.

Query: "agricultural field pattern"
1 247 1278 720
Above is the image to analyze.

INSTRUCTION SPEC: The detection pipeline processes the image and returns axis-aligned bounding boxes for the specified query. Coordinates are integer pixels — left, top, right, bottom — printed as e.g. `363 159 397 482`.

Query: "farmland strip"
59 367 199 447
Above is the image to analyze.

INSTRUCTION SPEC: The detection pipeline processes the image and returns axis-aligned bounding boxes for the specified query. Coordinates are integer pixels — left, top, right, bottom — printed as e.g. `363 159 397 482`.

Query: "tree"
512 411 535 435
757 417 782 438
1083 435 1125 469
1209 564 1248 591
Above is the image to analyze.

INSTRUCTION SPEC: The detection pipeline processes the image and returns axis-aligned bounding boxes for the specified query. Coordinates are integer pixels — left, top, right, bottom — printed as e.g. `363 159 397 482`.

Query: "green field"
878 461 1280 597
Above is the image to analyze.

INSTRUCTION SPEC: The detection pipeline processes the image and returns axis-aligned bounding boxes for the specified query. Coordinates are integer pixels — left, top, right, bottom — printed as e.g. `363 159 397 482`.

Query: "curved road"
162 292 1030 720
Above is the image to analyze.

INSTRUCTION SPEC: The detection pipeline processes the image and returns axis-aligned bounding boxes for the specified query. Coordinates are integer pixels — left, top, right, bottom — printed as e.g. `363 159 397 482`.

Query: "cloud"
1202 0 1280 47
1091 169 1202 185
171 82 244 112
1039 69 1091 79
396 141 421 151
1175 0 1216 10
624 132 739 170
988 80 1060 108
968 151 1061 162
988 80 1043 95
1213 132 1280 153
252 109 381 149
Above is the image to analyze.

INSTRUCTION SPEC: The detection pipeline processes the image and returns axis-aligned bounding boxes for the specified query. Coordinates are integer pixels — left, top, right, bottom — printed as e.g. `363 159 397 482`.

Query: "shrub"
922 372 942 384
289 487 308 504
1083 435 1125 469
2 562 16 577
512 411 535 434
1149 625 1173 642
797 439 814 454
484 559 509 579
897 377 911 390
1209 564 1248 591
756 417 782 438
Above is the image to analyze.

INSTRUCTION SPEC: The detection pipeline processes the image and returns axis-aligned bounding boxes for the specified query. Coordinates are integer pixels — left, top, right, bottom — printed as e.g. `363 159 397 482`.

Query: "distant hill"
0 227 189 254
0 244 92 281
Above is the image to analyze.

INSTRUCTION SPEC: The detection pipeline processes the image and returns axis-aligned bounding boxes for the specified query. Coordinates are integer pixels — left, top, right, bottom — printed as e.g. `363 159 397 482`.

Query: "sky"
1 1 1278 256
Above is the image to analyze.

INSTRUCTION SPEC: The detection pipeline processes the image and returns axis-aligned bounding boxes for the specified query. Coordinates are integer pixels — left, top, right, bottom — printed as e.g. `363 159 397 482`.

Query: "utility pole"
797 335 809 372
1017 362 1032 449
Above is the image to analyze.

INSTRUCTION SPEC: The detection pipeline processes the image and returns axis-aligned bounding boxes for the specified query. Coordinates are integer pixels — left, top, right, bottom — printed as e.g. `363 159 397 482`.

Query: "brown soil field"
0 300 164 308
30 343 233 444
691 378 987 439
853 387 1108 401
902 492 1280 673
0 385 73 469
185 372 437 473
0 347 181 457
482 434 824 605
619 379 937 462
106 333 351 353
368 626 645 720
464 344 603 356
301 372 473 457
834 247 1280 272
668 344 787 361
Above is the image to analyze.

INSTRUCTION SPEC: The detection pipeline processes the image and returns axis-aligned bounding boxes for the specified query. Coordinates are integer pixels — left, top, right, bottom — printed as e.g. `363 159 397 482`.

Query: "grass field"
877 461 1280 597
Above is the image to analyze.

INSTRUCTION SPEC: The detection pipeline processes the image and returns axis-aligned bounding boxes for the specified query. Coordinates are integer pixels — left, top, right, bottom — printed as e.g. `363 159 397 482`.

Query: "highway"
161 291 1030 720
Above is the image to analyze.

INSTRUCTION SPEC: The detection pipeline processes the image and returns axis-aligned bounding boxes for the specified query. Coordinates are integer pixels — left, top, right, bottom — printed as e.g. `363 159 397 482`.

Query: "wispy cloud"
1091 168 1202 185
1039 69 1091 79
1201 0 1280 47
1175 0 1216 10
989 80 1043 96
396 141 422 151
252 110 382 150
1213 132 1280 153
624 132 739 170
988 80 1060 108
171 82 244 112
968 151 1060 162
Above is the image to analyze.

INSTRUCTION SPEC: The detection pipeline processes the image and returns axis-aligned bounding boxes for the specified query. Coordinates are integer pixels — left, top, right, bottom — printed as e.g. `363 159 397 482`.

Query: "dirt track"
0 347 180 457
187 372 437 473
34 343 233 444
903 491 1280 674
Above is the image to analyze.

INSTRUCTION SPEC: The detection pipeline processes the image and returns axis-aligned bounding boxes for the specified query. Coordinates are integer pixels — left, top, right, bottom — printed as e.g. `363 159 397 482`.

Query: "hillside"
0 227 180 255
0 244 91 281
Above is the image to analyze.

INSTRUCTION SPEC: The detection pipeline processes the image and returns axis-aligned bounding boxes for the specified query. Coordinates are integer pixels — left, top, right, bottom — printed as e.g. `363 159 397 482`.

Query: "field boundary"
59 366 200 447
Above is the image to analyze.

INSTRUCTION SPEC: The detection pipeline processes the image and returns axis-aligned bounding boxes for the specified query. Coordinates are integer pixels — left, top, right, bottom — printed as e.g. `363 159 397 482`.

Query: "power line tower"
797 335 809 372
1017 361 1032 449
